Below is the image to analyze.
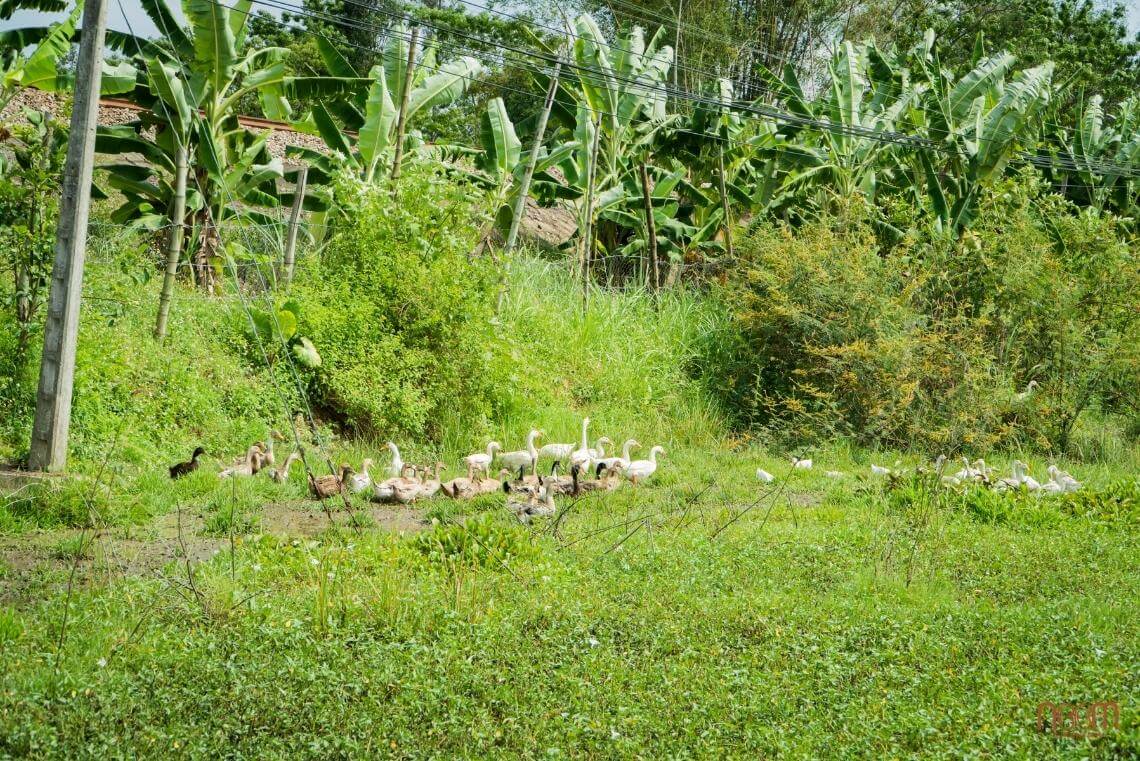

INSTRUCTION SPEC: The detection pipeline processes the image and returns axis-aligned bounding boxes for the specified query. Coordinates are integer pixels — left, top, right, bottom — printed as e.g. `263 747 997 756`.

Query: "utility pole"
28 0 108 472
390 25 421 194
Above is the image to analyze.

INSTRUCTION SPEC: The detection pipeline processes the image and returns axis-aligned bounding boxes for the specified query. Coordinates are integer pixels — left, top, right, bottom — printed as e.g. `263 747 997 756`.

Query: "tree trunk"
193 205 219 296
390 26 421 196
639 162 659 291
154 145 188 339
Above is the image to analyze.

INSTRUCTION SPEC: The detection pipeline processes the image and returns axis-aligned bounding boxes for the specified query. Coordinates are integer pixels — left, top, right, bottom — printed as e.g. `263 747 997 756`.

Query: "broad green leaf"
185 0 238 96
478 97 520 180
146 59 192 138
357 65 396 180
406 56 482 120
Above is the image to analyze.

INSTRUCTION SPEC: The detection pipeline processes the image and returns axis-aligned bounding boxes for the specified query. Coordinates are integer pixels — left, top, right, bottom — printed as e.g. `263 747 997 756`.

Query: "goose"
310 463 353 499
169 447 206 479
373 463 415 503
268 450 302 483
755 468 775 484
870 464 892 476
572 463 620 494
1015 460 1041 491
389 464 424 504
348 458 374 494
1047 465 1081 493
623 446 665 485
417 462 446 499
219 444 265 478
463 441 501 479
824 470 845 479
1039 475 1065 496
384 441 404 478
543 462 577 495
475 469 511 495
499 429 542 476
538 438 575 462
952 457 976 481
597 439 639 472
1014 380 1039 403
792 457 812 470
568 418 594 469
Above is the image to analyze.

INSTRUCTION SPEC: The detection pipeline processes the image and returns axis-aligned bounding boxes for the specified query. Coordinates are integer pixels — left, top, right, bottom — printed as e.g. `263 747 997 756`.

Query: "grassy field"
1 442 1136 758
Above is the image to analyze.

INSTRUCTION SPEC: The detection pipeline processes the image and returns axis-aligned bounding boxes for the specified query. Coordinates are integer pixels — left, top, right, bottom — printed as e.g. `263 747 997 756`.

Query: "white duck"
756 468 775 483
792 457 812 470
348 458 374 494
385 441 404 479
464 441 500 479
1014 380 1039 403
824 470 845 479
623 445 665 485
1015 460 1041 491
870 464 892 476
499 429 542 475
597 439 639 473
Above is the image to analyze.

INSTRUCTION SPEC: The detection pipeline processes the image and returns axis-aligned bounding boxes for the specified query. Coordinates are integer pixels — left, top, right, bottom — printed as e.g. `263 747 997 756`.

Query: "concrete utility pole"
28 0 108 472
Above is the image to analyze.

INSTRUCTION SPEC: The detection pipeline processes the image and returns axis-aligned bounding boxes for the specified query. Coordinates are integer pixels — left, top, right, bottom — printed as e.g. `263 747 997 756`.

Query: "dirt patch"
0 501 429 605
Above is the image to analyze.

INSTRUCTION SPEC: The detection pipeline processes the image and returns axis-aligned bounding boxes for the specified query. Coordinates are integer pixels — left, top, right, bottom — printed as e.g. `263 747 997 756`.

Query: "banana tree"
288 28 483 194
0 2 134 112
911 41 1054 235
89 0 364 290
1055 94 1140 214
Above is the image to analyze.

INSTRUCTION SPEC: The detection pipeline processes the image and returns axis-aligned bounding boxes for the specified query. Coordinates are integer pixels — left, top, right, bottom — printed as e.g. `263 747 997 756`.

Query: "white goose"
538 436 575 462
623 445 665 485
755 468 775 483
597 439 639 473
568 417 594 469
464 441 500 479
385 441 404 479
1015 460 1041 491
348 458 374 494
1047 465 1081 493
792 457 812 470
499 429 542 476
870 464 891 476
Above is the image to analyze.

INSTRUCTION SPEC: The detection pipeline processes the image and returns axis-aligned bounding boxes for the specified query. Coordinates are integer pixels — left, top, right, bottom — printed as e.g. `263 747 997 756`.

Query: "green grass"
0 443 1136 758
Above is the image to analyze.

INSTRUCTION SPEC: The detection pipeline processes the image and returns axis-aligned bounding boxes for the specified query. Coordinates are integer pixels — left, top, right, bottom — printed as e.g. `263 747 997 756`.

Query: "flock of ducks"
756 455 1083 495
167 418 668 523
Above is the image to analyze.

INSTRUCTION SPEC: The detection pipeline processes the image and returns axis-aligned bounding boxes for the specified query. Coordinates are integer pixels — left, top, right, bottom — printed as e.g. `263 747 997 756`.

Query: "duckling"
219 444 265 478
1047 465 1082 493
348 458 374 494
268 450 302 483
792 457 812 470
463 442 500 479
169 447 206 479
309 463 354 499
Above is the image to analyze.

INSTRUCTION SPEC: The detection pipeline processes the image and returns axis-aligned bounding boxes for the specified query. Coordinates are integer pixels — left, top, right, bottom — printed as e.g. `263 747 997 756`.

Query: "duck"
309 463 354 499
1014 379 1039 403
463 442 500 479
348 458 374 494
597 439 639 472
568 418 594 470
1015 461 1041 491
870 463 892 476
502 465 540 498
792 457 812 470
572 463 620 494
219 444 266 478
1039 475 1066 496
623 445 665 485
507 482 556 524
543 462 577 495
538 437 575 462
499 429 542 476
952 457 976 481
417 462 446 499
1047 465 1081 493
169 446 206 479
261 429 287 468
388 464 424 504
755 467 775 484
372 463 414 503
824 470 845 479
384 441 404 478
268 450 302 483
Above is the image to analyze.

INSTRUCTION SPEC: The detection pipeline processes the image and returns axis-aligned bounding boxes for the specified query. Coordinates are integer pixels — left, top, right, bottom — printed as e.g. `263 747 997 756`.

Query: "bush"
293 162 506 440
712 173 1140 454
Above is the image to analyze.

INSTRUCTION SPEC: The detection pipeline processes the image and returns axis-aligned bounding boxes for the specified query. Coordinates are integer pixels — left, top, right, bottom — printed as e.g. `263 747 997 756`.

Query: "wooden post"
154 145 188 340
390 26 421 194
639 162 659 290
281 165 307 287
28 0 108 472
581 112 602 310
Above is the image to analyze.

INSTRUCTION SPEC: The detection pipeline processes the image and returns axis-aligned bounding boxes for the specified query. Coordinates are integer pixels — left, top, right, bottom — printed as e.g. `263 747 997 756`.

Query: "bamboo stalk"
390 26 421 195
154 144 188 340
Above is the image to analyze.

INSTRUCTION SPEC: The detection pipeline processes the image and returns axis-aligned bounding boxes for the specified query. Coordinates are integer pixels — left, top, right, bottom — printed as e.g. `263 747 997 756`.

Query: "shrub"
293 162 506 440
712 173 1140 454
